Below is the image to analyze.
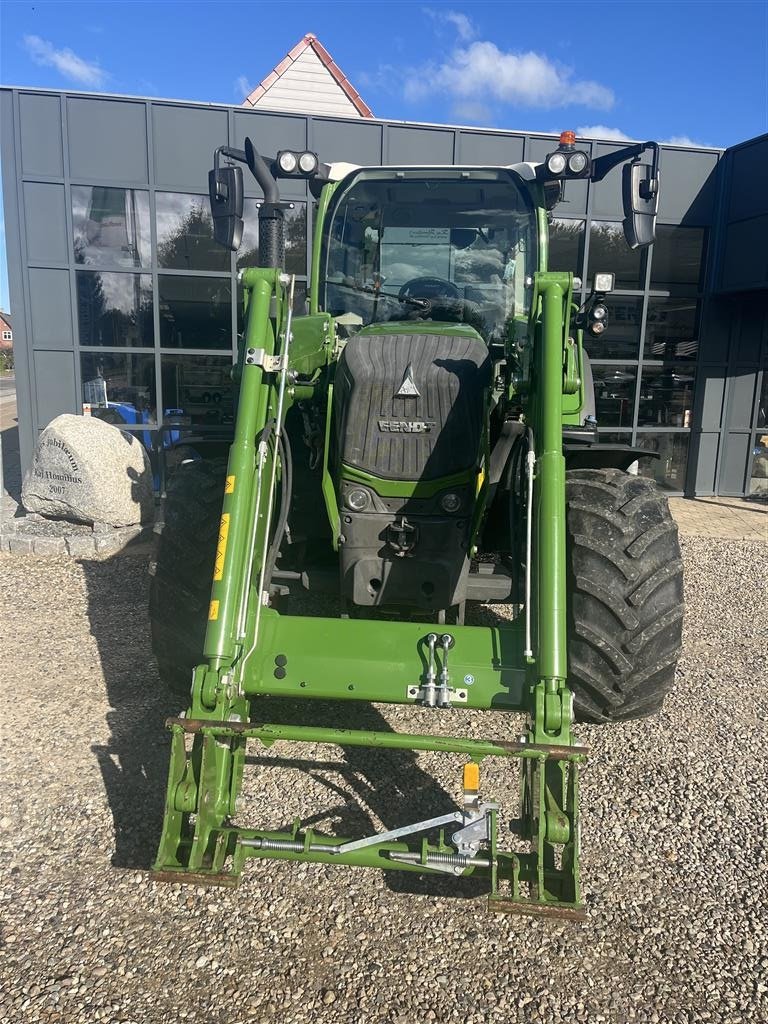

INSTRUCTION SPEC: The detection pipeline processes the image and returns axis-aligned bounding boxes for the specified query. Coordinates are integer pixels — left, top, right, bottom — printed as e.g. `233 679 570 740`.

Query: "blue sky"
1 0 767 311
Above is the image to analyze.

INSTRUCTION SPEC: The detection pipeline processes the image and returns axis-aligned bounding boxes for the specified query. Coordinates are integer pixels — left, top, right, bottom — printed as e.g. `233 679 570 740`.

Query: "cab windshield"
322 170 537 344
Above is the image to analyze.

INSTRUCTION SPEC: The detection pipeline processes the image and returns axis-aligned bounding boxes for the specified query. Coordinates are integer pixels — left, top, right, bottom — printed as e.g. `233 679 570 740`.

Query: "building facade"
1 86 766 495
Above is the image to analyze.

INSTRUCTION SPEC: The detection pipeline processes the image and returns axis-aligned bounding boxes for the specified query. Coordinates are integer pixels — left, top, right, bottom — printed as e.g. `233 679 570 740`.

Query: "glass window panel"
238 200 307 276
638 365 696 427
635 433 690 491
750 434 768 496
584 296 643 359
548 219 584 276
160 355 235 428
156 193 230 271
72 186 150 267
158 276 232 349
588 221 644 290
597 431 632 443
650 226 705 294
592 365 637 428
76 271 153 347
645 297 699 361
756 372 767 428
80 351 156 425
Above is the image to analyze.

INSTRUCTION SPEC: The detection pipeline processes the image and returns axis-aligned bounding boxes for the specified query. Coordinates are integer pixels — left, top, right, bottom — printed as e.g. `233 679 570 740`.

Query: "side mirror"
622 161 658 249
208 165 244 250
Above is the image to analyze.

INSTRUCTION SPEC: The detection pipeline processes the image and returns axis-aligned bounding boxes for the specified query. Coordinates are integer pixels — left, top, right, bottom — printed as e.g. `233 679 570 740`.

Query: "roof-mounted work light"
539 130 592 183
274 150 319 178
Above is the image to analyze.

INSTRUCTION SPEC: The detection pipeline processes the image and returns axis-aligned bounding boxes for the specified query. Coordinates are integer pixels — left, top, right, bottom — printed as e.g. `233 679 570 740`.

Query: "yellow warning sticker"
208 599 220 621
225 475 236 494
213 513 230 581
476 467 486 495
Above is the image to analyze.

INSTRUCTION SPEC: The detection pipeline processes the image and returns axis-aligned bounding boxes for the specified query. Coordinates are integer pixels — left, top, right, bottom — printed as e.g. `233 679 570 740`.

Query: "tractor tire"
149 458 225 695
565 468 684 723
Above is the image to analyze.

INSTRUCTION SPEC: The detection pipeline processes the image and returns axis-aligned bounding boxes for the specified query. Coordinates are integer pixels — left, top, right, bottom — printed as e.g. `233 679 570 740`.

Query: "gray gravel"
1 537 766 1024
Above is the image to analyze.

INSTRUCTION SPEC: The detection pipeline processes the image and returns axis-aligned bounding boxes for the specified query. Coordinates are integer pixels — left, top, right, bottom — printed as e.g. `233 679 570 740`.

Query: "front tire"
149 459 224 694
565 468 684 723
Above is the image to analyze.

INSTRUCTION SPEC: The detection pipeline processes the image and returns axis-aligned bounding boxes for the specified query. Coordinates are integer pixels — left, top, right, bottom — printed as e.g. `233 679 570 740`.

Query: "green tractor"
150 131 683 918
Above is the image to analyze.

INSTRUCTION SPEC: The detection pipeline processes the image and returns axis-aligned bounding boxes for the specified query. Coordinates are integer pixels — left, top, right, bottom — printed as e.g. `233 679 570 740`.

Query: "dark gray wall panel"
28 268 73 349
529 137 589 215
153 104 229 191
23 182 68 264
67 97 148 183
387 126 454 164
457 132 524 165
658 149 719 225
718 432 750 493
698 369 726 430
590 142 627 221
699 297 732 361
233 110 306 159
734 296 767 362
727 136 768 222
33 350 77 424
725 370 757 429
312 118 382 166
721 216 768 290
20 92 63 177
693 432 719 493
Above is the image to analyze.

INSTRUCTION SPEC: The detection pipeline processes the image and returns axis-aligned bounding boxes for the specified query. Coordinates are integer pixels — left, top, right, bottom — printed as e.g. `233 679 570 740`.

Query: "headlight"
592 302 608 321
589 321 606 336
298 151 318 174
346 487 370 511
440 492 462 513
277 151 298 173
546 152 567 175
568 151 589 174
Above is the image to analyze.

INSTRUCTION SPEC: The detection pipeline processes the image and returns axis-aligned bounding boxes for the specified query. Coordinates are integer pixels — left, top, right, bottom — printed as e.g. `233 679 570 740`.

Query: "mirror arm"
590 141 659 183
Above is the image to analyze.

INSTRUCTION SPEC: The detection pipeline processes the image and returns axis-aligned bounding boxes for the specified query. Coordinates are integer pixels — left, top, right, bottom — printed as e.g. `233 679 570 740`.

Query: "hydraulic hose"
264 430 293 588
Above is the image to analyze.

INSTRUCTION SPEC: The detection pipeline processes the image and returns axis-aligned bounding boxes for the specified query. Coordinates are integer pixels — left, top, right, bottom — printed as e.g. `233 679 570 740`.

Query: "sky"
1 0 767 312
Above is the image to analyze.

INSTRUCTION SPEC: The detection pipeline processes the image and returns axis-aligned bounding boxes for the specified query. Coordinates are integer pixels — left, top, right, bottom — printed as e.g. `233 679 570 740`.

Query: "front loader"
149 131 683 918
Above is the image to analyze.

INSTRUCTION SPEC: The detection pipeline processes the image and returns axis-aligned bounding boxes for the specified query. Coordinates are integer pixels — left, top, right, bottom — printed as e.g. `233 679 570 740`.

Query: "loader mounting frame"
153 267 587 919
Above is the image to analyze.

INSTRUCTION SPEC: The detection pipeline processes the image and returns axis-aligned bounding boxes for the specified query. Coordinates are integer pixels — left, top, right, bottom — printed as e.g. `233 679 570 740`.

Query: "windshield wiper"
332 278 430 310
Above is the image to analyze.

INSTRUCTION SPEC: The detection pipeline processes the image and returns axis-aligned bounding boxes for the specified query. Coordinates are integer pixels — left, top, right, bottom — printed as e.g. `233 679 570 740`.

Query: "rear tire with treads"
565 468 683 723
149 458 225 695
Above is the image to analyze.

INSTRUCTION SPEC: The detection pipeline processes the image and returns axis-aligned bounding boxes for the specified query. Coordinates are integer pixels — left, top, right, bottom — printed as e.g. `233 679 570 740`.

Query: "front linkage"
153 267 587 919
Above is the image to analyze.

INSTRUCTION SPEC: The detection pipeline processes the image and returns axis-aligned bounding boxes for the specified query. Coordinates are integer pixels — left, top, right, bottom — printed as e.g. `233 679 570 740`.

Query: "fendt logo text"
378 419 435 434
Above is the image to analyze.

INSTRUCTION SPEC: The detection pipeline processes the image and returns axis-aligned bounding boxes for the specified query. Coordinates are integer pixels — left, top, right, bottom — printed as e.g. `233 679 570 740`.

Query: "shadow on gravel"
81 547 179 870
80 546 485 897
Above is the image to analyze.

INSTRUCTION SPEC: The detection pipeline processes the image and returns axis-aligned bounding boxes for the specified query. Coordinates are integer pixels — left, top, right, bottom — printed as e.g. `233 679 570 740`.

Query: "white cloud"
235 75 253 100
661 135 707 148
405 42 614 111
23 35 107 87
423 8 477 42
577 124 635 142
452 100 493 124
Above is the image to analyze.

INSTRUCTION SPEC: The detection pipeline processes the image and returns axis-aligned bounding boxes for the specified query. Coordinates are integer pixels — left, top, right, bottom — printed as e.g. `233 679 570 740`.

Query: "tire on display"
565 468 684 723
149 458 225 695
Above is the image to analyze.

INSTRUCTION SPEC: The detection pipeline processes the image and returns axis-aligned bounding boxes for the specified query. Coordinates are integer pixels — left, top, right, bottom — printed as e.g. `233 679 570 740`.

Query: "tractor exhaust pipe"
244 137 285 269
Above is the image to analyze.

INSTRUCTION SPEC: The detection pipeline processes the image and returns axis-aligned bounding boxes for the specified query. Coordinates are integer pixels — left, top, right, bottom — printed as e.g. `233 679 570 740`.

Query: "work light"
275 150 320 178
568 152 588 174
546 152 567 175
298 151 318 174
277 151 298 173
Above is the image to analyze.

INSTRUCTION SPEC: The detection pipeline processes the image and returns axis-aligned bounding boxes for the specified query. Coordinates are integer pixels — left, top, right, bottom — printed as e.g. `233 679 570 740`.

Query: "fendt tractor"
149 130 684 918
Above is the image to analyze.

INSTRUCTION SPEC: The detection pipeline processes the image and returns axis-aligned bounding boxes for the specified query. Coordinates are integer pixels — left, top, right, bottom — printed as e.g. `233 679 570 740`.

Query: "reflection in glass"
645 297 698 360
158 276 232 349
72 186 150 267
757 372 767 428
592 365 637 427
238 200 307 276
636 433 689 491
160 355 235 427
638 365 696 427
548 219 584 275
583 297 642 359
81 352 156 425
750 435 768 496
650 226 705 294
156 193 230 271
597 431 632 444
76 272 153 347
588 221 644 290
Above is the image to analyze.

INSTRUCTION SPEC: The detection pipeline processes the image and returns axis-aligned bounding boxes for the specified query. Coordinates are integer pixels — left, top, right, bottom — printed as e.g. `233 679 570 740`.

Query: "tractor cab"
320 167 538 348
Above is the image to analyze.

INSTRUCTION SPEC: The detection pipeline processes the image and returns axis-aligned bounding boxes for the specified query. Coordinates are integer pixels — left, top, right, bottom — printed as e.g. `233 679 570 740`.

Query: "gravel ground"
1 537 766 1024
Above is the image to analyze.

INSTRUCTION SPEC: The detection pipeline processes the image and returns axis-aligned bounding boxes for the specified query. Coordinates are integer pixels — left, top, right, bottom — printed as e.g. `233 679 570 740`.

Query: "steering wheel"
398 277 460 303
